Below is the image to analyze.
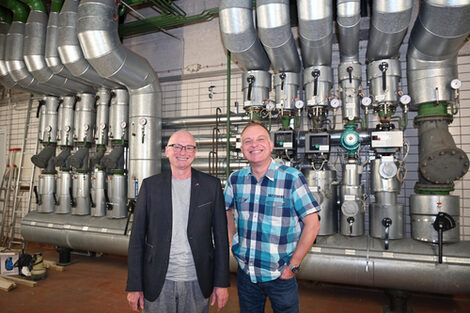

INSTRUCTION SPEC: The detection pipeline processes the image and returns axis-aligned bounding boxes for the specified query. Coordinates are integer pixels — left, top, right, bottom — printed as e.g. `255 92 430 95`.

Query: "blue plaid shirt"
224 160 320 283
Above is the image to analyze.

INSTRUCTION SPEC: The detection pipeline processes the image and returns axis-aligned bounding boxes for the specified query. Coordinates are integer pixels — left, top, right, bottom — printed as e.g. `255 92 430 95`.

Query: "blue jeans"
237 267 299 313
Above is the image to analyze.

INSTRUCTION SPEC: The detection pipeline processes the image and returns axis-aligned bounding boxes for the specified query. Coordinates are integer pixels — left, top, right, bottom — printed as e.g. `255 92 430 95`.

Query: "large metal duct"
219 0 270 71
297 0 333 67
57 0 119 88
366 0 413 62
0 15 22 90
254 235 470 295
45 0 90 87
2 0 63 95
77 0 162 199
21 212 130 255
336 0 361 62
407 0 470 108
21 0 93 94
256 0 300 73
336 0 362 121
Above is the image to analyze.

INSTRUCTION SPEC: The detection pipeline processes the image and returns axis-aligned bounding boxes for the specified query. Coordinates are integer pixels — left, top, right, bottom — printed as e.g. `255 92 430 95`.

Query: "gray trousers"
144 280 209 313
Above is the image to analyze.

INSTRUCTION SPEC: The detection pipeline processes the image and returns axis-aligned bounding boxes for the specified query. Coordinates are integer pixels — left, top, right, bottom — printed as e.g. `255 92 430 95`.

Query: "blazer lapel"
160 171 173 227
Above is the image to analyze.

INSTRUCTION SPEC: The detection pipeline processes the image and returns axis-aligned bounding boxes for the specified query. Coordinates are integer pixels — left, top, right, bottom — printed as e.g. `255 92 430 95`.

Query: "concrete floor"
0 244 469 313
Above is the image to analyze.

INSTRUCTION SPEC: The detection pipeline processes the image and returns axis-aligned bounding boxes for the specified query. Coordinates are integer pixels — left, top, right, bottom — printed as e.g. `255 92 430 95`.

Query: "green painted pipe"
119 7 218 37
18 0 46 12
1 0 28 23
50 0 64 13
0 7 12 23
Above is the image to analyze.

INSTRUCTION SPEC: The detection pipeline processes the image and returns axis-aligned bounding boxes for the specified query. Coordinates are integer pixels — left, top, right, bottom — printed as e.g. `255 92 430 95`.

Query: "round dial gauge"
400 94 411 105
330 98 341 109
361 97 372 107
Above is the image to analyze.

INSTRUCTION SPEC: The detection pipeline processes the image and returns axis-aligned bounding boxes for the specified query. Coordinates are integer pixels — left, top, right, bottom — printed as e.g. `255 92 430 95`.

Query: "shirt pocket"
236 196 251 220
265 197 292 231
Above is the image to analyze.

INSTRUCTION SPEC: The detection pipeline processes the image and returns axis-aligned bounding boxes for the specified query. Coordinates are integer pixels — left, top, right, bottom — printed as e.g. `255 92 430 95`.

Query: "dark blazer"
126 168 230 301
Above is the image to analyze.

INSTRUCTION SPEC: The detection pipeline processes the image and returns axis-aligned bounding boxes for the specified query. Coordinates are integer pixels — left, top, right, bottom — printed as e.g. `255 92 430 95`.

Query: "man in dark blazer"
126 130 230 313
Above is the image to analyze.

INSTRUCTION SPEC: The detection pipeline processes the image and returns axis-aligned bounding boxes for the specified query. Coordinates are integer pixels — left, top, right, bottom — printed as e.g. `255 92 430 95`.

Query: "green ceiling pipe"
119 7 218 37
18 0 46 12
0 7 12 23
1 0 29 23
50 0 64 13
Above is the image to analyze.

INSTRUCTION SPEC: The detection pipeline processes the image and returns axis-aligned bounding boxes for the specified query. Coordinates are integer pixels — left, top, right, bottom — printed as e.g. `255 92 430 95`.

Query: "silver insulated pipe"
58 0 120 89
256 0 300 73
366 0 413 62
45 5 92 87
5 19 64 95
219 0 270 71
297 0 333 67
407 0 470 108
23 8 93 94
77 0 162 199
0 20 23 90
336 0 362 121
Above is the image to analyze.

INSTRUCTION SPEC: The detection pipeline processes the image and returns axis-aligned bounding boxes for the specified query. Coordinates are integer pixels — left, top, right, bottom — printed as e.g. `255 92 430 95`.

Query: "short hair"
241 120 270 137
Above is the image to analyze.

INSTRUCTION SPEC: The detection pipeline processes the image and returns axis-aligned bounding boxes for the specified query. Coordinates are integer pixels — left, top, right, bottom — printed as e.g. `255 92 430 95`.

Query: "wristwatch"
287 261 300 274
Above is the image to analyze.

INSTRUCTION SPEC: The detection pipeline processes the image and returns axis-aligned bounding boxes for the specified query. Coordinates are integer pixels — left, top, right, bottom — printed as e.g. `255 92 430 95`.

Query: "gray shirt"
165 177 198 281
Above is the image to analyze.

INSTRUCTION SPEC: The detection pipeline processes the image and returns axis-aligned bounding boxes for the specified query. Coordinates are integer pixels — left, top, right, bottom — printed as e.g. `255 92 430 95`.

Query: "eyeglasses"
168 144 197 153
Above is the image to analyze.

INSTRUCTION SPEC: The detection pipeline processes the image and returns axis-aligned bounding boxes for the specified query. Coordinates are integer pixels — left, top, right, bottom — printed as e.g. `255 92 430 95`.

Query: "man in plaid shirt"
224 121 321 313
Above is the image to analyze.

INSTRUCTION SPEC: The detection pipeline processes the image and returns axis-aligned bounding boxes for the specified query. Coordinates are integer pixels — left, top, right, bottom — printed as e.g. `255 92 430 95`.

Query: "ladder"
1 95 36 248
0 148 20 244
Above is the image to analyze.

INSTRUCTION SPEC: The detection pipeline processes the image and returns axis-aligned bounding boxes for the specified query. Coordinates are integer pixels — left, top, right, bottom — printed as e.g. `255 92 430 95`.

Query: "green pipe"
226 51 231 179
18 0 46 12
0 7 12 23
2 0 28 23
50 0 63 13
391 115 403 129
119 7 218 37
415 102 451 120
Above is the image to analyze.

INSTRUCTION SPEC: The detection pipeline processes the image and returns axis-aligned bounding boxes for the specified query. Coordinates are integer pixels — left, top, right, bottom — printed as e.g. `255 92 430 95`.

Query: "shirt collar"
247 159 276 182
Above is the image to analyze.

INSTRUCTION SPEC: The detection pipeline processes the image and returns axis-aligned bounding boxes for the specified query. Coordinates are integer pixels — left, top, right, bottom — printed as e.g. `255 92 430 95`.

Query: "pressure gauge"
46 125 52 132
65 126 71 132
139 118 147 126
330 98 341 109
84 124 90 131
361 97 372 107
400 94 411 105
121 121 127 129
294 99 304 109
265 101 275 111
451 79 462 90
100 123 107 130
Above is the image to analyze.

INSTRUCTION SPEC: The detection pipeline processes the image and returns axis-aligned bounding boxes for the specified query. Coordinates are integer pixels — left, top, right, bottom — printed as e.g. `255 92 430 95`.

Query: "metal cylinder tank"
242 70 271 109
302 168 338 235
338 62 362 121
107 173 127 219
56 171 72 214
340 161 364 236
40 96 60 144
369 157 404 240
38 174 56 213
303 65 333 107
72 173 91 215
95 88 110 146
274 72 299 111
367 59 402 105
410 194 460 243
91 170 107 217
109 88 129 142
74 93 96 144
57 96 75 147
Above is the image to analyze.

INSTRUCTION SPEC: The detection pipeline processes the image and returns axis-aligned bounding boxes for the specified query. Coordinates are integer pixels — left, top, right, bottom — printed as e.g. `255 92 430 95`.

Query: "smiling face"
165 131 197 173
240 124 273 169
